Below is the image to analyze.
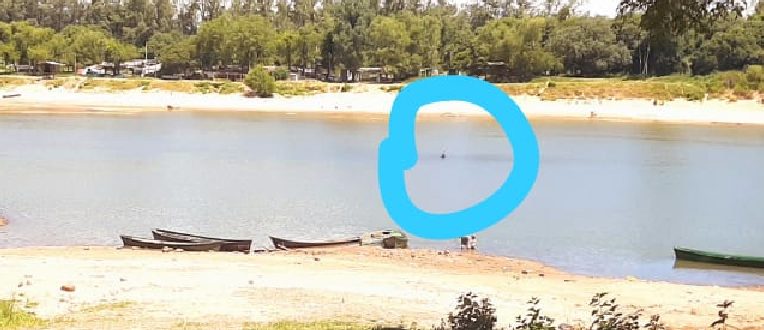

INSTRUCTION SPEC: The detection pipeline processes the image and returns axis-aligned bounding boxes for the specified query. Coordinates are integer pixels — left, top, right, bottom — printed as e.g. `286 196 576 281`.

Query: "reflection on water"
673 260 764 284
674 260 764 275
1 112 764 286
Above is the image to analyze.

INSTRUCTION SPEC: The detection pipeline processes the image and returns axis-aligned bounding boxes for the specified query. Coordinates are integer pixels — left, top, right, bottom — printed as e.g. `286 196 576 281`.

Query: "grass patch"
243 321 397 330
149 80 196 93
0 299 44 329
79 301 133 314
0 76 34 89
381 85 403 93
498 72 763 101
274 81 330 96
44 78 66 88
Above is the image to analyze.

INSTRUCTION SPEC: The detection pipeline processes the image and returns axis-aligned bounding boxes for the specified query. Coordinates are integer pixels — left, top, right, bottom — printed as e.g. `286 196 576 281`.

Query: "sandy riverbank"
2 84 764 125
1 246 763 329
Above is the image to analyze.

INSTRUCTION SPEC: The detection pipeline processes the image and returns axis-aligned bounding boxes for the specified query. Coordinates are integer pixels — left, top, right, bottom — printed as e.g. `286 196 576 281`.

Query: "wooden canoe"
269 236 361 249
674 246 764 269
120 235 222 251
151 228 252 252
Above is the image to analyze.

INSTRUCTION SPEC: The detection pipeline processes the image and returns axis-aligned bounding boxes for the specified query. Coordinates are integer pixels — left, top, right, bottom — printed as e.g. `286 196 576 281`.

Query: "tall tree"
617 0 747 75
548 17 631 75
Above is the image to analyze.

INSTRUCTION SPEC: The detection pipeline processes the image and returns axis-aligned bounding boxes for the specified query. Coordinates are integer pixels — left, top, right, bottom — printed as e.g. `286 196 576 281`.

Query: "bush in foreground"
431 292 748 330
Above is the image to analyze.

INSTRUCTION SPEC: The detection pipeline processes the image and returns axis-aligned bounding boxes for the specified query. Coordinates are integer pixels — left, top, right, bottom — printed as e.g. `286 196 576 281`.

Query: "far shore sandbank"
2 84 764 126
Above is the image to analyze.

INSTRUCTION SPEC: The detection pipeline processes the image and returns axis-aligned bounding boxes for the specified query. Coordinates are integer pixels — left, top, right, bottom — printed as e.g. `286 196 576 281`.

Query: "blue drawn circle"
378 75 539 240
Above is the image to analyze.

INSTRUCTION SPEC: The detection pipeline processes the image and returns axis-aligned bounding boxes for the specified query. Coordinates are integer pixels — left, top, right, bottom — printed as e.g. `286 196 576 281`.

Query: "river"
1 112 763 286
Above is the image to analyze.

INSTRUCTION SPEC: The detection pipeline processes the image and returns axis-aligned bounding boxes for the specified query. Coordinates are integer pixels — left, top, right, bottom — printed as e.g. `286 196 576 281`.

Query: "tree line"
0 0 763 82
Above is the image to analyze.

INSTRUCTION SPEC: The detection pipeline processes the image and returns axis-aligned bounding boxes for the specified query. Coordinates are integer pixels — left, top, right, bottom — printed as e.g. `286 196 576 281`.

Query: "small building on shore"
37 61 66 76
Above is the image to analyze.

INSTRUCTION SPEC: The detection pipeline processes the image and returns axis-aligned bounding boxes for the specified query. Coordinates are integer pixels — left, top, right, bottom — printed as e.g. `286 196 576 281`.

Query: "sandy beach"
1 246 763 329
1 83 764 125
3 81 764 329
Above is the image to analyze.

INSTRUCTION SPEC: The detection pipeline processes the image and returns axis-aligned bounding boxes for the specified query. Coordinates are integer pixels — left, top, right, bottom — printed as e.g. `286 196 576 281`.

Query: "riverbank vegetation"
430 292 737 330
0 1 762 83
28 66 764 102
0 299 44 329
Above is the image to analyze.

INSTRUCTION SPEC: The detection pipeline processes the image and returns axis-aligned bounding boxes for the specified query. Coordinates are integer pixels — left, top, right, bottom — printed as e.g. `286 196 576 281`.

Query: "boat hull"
269 236 361 249
674 246 764 269
120 235 222 251
152 229 252 252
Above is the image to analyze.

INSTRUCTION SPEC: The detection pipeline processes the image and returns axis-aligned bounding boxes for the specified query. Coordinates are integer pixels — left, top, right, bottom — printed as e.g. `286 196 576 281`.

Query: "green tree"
366 16 410 79
296 23 322 73
195 15 275 70
62 25 112 67
149 32 195 74
276 28 298 68
477 17 561 81
402 13 442 75
548 17 631 75
323 0 375 81
617 0 747 75
439 13 476 74
105 39 140 75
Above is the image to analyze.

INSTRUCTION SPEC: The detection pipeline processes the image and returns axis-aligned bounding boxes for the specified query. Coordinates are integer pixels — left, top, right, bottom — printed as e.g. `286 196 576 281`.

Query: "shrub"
745 65 764 85
733 85 754 99
512 298 554 330
715 71 747 89
589 292 641 330
711 300 734 329
219 82 244 94
438 292 496 330
683 84 706 101
244 66 276 98
705 79 726 95
624 75 647 81
273 68 289 81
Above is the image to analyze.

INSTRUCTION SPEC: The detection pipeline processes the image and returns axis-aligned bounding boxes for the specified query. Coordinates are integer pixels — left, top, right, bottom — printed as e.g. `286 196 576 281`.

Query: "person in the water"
441 149 446 159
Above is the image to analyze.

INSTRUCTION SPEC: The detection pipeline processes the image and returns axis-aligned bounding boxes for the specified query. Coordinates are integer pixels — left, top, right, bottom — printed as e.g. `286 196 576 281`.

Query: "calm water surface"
1 112 764 286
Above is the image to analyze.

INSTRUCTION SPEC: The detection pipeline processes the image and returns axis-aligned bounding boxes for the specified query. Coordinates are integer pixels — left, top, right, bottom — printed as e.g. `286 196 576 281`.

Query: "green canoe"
674 246 764 269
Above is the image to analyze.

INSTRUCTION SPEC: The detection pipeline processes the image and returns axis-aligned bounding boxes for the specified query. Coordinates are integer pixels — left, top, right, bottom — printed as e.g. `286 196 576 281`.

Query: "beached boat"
269 236 361 249
152 228 252 252
360 229 399 245
382 233 408 249
120 235 222 251
674 246 764 269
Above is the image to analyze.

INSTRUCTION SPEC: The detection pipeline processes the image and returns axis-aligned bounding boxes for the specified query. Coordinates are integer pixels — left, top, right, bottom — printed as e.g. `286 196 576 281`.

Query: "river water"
1 112 763 286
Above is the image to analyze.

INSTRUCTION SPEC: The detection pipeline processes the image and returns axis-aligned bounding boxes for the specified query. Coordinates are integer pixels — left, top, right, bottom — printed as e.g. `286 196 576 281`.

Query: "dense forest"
0 0 763 82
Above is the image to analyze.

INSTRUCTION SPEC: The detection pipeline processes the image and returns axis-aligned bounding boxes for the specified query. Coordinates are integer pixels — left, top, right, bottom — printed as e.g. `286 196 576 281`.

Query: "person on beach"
460 235 477 250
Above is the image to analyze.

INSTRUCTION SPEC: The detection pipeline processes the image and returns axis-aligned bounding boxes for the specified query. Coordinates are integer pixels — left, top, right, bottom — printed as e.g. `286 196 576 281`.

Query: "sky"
575 0 758 17
578 0 620 17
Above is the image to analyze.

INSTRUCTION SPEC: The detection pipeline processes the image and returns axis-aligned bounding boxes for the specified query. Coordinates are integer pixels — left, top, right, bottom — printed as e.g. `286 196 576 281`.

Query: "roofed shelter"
36 61 66 76
356 67 386 83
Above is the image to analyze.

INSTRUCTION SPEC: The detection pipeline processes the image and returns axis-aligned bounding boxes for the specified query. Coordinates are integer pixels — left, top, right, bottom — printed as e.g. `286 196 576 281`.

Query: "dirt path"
1 246 763 329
